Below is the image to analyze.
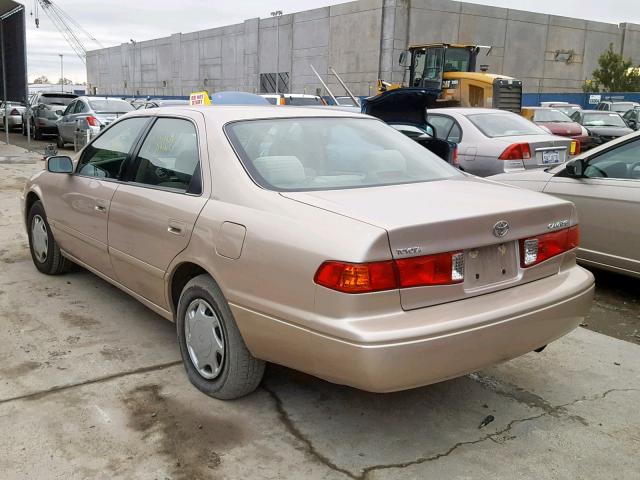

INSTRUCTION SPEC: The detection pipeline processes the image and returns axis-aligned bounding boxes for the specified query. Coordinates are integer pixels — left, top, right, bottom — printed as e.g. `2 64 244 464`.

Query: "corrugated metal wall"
523 92 640 110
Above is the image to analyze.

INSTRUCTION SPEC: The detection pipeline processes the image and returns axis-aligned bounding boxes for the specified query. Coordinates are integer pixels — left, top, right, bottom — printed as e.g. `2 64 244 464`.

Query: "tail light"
569 140 580 155
9 108 19 115
277 97 285 106
451 145 459 166
86 116 100 127
520 226 579 268
314 251 464 294
499 143 531 160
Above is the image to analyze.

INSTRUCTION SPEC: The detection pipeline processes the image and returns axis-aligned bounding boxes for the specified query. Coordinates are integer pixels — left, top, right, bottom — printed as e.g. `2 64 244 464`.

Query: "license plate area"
540 150 560 165
464 242 518 290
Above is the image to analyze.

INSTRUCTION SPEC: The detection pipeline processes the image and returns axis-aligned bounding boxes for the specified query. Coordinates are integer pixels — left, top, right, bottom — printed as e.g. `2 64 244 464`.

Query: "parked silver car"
22 92 77 139
0 101 25 130
56 97 134 147
427 108 576 177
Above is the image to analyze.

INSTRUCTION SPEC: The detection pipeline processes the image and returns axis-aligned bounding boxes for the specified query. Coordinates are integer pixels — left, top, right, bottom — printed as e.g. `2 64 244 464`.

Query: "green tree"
586 44 640 92
32 75 49 84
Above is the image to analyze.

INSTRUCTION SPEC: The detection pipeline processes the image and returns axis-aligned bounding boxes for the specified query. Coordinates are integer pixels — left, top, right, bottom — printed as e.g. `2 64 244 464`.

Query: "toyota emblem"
493 220 510 238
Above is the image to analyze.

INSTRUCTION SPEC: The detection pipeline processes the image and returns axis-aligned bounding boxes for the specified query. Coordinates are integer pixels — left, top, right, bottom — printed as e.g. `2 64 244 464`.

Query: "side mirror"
565 159 586 178
56 110 64 116
47 156 74 174
399 50 407 67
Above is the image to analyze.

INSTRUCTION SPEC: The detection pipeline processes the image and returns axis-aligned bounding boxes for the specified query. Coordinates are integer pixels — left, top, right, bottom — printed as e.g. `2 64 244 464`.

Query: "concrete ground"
1 141 639 479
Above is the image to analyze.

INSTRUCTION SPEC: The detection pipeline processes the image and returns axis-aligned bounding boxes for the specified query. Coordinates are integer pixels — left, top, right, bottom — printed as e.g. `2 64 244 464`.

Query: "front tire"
176 274 265 400
34 125 43 140
57 134 65 148
27 200 70 275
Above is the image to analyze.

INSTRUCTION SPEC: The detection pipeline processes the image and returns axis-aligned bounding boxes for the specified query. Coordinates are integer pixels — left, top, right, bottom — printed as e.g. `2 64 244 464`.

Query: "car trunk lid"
497 135 574 169
282 177 575 309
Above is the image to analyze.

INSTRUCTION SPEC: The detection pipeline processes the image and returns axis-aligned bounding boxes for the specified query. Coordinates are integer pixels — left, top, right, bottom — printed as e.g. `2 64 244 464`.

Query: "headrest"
254 156 305 186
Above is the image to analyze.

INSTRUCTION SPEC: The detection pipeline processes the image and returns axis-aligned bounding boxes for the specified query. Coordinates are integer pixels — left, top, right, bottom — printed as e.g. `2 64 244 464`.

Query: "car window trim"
122 115 204 197
74 116 154 181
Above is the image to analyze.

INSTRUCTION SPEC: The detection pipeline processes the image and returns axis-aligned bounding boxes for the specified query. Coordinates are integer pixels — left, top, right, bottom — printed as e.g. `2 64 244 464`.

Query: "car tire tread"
27 200 71 275
176 274 265 400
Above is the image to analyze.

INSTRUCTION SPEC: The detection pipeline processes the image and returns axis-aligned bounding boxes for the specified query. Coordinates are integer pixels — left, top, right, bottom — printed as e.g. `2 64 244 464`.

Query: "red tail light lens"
520 226 579 268
314 260 397 293
315 251 464 293
9 108 19 115
499 143 531 160
396 252 464 288
452 145 459 166
86 116 100 127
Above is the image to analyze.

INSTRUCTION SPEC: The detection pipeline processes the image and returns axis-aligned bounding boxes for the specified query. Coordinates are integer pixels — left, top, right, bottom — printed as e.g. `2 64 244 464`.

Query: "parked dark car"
622 108 640 131
570 110 633 146
22 92 77 139
596 101 640 114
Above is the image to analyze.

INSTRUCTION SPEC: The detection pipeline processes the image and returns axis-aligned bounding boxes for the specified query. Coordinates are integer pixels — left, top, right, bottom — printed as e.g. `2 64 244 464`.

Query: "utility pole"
59 54 63 92
270 10 282 94
1 16 8 145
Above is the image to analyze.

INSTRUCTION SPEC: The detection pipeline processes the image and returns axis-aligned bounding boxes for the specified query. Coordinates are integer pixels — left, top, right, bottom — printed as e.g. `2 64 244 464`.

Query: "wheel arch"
25 190 42 226
167 261 211 318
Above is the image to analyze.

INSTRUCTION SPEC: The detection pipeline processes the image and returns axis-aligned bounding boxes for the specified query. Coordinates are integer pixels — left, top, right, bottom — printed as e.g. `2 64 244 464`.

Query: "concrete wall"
86 0 640 97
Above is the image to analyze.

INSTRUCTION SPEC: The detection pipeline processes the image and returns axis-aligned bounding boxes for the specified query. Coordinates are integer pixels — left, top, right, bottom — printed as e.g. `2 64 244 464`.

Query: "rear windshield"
40 95 75 106
285 96 323 106
533 109 572 123
89 100 134 113
582 113 627 127
225 117 459 191
467 112 543 137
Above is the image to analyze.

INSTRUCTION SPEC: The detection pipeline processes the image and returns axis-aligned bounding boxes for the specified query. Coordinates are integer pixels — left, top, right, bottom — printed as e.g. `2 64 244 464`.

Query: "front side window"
225 117 460 191
467 113 543 138
63 101 76 116
131 118 201 193
584 139 640 180
76 117 149 178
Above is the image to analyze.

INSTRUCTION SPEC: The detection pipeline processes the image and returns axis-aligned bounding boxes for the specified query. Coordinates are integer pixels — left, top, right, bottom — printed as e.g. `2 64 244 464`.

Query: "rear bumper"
232 262 594 392
1 115 21 128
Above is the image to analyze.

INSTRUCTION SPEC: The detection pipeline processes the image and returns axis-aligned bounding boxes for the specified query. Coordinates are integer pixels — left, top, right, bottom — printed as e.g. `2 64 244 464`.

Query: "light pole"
270 10 282 94
59 54 63 92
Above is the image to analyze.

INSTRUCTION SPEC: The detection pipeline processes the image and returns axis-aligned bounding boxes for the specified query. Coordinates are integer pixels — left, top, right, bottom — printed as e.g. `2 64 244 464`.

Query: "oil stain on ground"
122 384 243 479
59 311 99 329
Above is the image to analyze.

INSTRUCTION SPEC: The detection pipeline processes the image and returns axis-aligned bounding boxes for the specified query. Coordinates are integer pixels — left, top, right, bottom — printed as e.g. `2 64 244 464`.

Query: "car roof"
428 107 513 115
125 105 369 123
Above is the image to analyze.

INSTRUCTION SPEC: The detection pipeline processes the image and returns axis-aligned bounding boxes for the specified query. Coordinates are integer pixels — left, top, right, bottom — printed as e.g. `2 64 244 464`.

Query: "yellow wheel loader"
379 43 523 112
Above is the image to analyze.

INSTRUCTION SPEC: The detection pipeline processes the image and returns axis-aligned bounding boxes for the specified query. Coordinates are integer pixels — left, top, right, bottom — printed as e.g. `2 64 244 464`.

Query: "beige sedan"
22 106 594 399
491 131 640 278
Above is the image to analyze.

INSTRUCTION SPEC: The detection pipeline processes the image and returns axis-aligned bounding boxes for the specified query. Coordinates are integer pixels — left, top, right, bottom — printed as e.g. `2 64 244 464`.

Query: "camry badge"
493 220 510 238
548 219 569 230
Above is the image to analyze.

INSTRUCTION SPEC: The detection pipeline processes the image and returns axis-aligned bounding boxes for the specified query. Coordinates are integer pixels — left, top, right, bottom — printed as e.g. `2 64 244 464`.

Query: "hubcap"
184 299 225 380
31 215 48 263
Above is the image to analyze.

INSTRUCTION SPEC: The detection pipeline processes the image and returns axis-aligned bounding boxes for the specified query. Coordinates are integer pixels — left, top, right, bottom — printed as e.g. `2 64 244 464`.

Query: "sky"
19 0 640 84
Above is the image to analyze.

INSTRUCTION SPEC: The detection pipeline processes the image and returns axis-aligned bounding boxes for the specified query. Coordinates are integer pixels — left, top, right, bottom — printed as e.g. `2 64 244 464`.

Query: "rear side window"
130 118 201 193
427 115 454 140
76 117 149 179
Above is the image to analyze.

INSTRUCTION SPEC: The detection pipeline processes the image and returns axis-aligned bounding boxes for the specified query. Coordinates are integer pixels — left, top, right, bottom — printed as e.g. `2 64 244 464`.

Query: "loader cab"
407 44 478 89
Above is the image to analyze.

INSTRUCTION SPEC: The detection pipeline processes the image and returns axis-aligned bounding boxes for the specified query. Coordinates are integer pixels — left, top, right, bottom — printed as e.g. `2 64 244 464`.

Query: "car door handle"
94 205 107 212
167 220 186 236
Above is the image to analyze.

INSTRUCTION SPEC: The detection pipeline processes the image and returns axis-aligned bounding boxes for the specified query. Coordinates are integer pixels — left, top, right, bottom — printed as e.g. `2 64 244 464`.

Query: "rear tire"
57 135 65 148
34 126 43 140
176 274 265 400
27 200 70 275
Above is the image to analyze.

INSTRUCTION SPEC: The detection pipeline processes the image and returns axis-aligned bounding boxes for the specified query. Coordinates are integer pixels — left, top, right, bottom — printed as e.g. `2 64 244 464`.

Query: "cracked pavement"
1 145 640 479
